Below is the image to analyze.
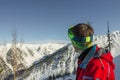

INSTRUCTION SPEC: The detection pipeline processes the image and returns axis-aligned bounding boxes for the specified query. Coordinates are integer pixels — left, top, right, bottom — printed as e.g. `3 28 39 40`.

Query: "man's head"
68 23 94 52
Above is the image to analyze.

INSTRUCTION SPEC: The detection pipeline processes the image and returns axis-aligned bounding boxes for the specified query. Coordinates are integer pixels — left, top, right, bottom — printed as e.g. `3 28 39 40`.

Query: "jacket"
76 44 115 80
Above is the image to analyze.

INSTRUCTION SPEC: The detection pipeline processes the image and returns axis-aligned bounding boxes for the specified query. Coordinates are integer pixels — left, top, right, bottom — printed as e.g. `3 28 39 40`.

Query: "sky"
0 0 120 43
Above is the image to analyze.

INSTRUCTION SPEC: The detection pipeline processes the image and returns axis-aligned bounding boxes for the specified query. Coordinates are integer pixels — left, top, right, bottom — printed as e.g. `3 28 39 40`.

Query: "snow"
0 42 66 69
56 74 75 80
111 47 120 57
114 55 120 80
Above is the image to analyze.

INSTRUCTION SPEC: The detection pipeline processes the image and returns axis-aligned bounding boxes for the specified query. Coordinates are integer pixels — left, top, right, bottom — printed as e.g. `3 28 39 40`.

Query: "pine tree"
107 21 112 51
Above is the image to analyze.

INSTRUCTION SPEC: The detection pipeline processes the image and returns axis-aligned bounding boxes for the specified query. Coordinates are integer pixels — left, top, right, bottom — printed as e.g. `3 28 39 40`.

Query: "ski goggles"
68 26 93 50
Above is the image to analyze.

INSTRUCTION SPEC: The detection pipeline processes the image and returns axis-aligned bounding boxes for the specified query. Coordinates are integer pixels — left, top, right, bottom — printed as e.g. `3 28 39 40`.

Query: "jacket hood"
78 45 115 69
101 51 115 70
95 45 115 70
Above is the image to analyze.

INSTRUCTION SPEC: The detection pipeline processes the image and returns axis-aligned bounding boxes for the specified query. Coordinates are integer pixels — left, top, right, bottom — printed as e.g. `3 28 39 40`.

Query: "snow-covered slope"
0 43 66 67
0 42 67 80
3 44 77 80
1 30 120 80
93 30 120 48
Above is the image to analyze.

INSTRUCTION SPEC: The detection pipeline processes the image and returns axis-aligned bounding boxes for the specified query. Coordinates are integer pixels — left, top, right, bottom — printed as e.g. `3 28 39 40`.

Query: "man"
68 23 115 80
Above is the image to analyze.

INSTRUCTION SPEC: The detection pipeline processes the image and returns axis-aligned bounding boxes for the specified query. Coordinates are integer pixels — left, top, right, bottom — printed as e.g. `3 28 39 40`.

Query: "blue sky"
0 0 120 43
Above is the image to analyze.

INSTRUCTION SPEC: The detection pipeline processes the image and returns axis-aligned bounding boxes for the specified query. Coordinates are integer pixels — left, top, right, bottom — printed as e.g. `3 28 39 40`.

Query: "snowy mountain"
0 30 120 80
3 43 77 80
0 42 67 80
93 30 120 48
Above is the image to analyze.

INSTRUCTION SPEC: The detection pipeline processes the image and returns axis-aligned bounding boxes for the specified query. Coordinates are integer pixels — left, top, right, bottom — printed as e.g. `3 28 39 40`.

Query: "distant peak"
111 30 120 35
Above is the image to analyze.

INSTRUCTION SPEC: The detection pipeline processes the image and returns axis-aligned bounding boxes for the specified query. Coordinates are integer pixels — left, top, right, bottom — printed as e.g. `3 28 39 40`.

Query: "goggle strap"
68 27 74 39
